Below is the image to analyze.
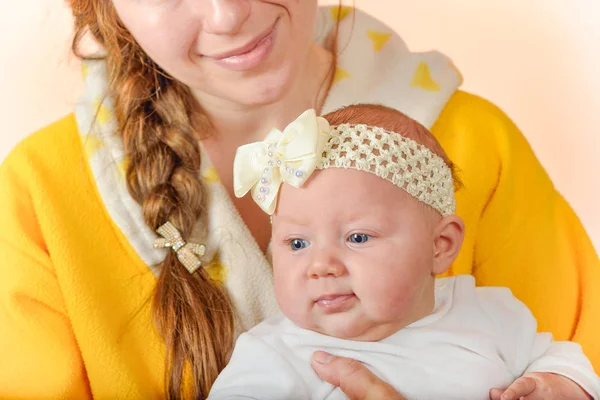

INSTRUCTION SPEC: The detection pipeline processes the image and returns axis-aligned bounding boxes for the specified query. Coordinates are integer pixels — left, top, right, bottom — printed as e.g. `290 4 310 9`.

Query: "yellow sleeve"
432 91 600 370
0 137 92 398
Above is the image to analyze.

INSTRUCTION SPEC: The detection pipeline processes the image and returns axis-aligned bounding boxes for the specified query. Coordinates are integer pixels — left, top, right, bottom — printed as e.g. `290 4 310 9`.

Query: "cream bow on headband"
233 109 330 215
154 221 207 274
233 109 456 217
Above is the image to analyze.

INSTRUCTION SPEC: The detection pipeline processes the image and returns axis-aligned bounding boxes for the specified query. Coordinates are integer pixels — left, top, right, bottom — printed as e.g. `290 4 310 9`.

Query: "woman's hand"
489 372 592 400
311 351 406 400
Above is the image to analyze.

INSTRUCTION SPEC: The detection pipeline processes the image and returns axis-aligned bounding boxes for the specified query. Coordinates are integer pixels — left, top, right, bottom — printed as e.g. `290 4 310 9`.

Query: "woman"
0 1 597 399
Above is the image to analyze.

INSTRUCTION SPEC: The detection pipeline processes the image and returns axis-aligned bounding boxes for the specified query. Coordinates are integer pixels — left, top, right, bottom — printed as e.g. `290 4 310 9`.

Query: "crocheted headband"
233 109 456 216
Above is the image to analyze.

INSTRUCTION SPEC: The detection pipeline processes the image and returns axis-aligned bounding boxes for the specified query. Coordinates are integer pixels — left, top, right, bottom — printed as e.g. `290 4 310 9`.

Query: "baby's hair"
323 104 463 191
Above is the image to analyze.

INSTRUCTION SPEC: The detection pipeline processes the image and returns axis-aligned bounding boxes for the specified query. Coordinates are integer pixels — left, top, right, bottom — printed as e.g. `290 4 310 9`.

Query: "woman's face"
112 0 319 107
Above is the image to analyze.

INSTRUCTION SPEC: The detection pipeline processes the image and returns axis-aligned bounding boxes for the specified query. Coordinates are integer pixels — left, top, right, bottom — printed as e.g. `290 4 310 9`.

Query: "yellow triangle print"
94 98 113 126
448 60 464 83
81 63 89 80
332 67 351 86
411 62 441 92
330 6 353 22
118 157 129 179
367 30 392 52
203 254 228 284
203 167 221 184
82 134 105 158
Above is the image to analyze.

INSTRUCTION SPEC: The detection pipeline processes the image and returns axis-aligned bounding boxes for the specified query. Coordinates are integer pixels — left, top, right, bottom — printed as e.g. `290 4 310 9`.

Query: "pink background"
0 0 598 251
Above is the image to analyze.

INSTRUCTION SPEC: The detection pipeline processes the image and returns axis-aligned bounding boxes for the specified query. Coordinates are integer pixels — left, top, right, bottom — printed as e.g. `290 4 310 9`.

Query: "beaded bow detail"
233 109 331 214
154 221 207 274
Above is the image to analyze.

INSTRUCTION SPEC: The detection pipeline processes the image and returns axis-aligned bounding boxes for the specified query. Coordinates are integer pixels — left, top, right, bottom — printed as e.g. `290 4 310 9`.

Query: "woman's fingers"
489 387 504 400
494 376 537 400
311 351 405 400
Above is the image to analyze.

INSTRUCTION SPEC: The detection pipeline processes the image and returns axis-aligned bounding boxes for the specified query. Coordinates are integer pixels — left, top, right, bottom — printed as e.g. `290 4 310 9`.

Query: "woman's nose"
202 0 251 35
307 249 346 279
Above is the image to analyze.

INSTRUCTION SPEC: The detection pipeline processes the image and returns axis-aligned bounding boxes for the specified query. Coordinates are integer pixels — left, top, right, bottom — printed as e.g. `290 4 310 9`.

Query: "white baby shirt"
209 275 600 400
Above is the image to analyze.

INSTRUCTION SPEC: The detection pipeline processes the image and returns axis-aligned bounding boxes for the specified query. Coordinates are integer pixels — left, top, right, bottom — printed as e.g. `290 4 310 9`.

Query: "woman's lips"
208 20 277 71
315 294 356 312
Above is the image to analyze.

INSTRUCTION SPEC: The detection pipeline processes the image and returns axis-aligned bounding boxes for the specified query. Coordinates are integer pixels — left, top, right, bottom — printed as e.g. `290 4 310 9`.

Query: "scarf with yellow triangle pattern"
74 6 462 332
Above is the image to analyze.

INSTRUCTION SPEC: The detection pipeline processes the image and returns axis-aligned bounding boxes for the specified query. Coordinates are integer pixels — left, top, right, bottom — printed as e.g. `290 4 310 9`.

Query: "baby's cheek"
273 268 309 324
274 270 294 306
366 279 419 319
384 293 415 319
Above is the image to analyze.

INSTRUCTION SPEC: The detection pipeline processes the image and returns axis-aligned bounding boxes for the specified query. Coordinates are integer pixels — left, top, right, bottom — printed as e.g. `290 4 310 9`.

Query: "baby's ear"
431 215 465 275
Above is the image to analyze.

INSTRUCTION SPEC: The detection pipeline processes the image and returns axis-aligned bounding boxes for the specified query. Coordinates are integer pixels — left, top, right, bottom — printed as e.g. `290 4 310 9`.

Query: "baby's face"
272 168 441 341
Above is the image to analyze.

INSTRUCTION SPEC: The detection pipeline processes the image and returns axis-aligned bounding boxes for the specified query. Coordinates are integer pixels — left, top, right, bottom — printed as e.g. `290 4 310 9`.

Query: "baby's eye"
348 233 370 244
290 239 310 251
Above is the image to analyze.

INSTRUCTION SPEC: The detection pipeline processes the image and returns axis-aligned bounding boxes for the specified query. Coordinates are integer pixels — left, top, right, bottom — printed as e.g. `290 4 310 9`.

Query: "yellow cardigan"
1 91 598 398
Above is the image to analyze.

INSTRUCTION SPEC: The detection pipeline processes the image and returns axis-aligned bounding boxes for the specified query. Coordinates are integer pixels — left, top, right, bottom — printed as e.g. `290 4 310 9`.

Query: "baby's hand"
489 372 592 400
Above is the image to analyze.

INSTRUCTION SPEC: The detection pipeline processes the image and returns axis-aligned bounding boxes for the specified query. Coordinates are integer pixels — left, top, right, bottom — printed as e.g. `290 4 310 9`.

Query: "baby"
209 105 600 400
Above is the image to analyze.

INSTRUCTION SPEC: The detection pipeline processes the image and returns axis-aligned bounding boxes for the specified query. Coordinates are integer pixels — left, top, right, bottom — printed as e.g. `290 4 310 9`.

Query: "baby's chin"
303 318 399 342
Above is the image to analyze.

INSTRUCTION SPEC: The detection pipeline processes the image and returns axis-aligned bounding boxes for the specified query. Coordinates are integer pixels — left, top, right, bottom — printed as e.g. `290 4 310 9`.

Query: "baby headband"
233 109 456 216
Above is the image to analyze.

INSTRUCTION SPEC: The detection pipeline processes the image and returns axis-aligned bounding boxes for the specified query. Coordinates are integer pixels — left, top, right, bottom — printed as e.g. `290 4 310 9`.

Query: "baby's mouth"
315 293 356 310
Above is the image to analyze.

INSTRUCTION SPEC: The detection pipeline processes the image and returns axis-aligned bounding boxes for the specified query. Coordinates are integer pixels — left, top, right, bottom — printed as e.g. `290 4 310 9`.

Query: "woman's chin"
243 72 297 106
233 60 301 106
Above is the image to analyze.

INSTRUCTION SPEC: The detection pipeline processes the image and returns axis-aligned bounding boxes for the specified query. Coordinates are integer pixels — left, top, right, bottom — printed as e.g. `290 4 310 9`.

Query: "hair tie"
154 221 207 274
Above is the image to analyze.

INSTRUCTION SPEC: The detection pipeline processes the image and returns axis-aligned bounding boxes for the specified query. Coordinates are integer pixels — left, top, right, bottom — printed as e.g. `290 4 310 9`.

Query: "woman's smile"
206 18 279 71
